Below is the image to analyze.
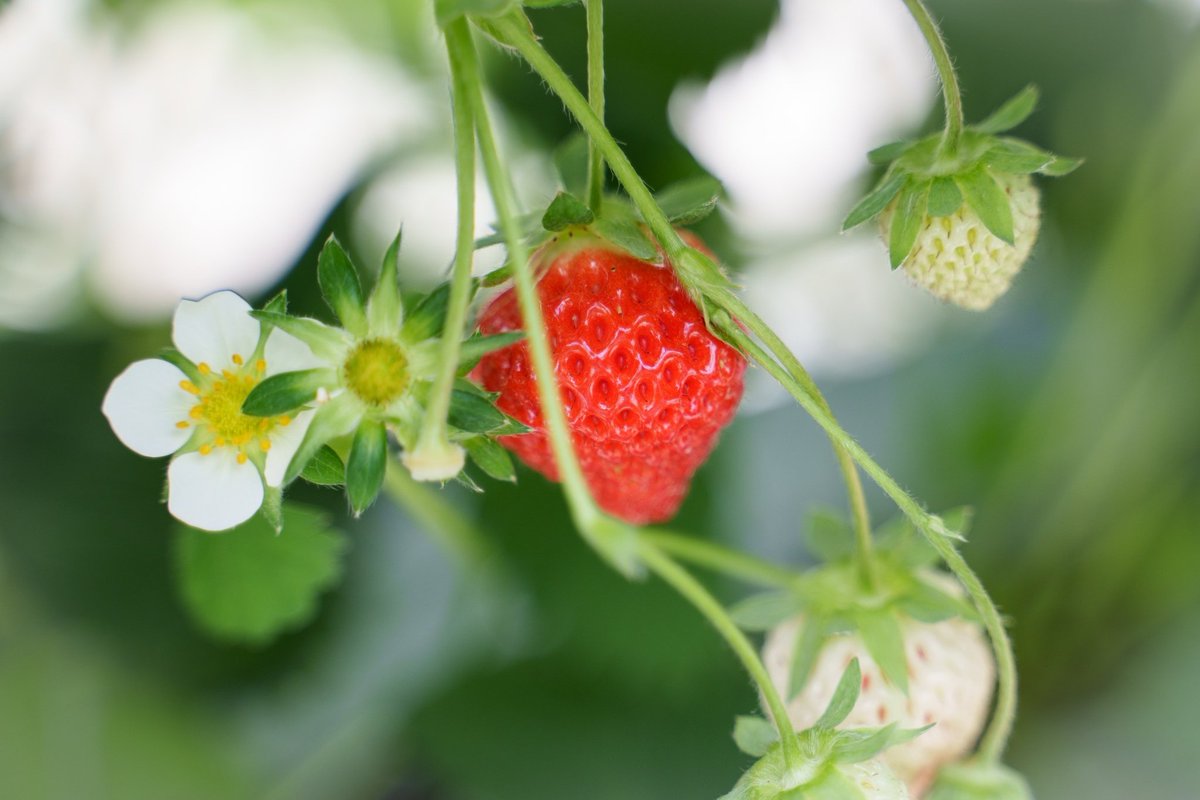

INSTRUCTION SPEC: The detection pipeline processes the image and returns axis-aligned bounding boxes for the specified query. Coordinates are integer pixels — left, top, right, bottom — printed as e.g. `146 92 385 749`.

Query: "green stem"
638 542 799 757
716 316 1017 763
482 9 879 590
642 528 799 588
415 23 479 459
585 0 606 210
446 19 602 536
383 458 495 571
902 0 964 155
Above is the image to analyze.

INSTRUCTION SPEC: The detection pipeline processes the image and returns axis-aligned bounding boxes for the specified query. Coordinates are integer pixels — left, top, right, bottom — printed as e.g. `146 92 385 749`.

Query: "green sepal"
875 516 939 569
368 227 404 335
403 280 478 343
806 508 855 562
854 609 909 694
522 0 579 7
788 614 830 698
842 171 906 231
926 762 1034 800
542 191 594 231
732 715 779 758
262 289 288 315
448 385 529 435
954 167 1014 244
552 132 589 197
813 658 862 730
832 722 931 764
454 468 485 493
592 215 657 261
283 393 362 485
250 311 353 361
242 368 336 417
346 419 387 516
260 485 284 534
480 262 513 287
985 137 1082 176
888 177 931 268
299 445 345 486
474 211 543 249
457 331 525 373
898 578 977 623
974 85 1039 135
434 0 515 27
927 176 964 217
868 139 915 165
463 435 516 482
729 589 806 632
652 175 722 225
158 348 202 384
317 235 368 337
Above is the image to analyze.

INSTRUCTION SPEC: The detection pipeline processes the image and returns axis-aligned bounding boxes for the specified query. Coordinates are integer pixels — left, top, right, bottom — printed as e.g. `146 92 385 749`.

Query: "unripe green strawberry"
879 172 1040 311
763 600 994 798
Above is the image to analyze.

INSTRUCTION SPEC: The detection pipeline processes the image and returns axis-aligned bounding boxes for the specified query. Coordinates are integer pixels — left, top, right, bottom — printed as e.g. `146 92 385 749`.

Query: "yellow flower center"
177 355 291 463
342 339 410 407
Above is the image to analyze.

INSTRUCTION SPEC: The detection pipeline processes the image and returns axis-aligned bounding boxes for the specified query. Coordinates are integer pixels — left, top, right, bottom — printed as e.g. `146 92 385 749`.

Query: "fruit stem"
902 0 964 157
642 528 801 588
638 541 800 762
446 19 606 540
482 8 879 592
714 316 1018 764
585 0 606 210
413 20 479 464
383 457 498 572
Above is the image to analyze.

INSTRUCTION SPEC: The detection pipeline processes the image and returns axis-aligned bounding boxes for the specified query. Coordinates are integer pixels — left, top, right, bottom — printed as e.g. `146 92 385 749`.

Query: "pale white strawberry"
763 589 994 797
881 172 1040 311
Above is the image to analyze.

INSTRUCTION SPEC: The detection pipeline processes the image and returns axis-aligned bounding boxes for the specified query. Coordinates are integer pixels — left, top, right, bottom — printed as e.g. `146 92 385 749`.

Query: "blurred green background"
2 0 1199 798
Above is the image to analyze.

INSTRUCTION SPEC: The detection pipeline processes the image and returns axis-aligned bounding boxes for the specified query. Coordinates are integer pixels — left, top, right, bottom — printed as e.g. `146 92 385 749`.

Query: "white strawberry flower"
102 290 322 530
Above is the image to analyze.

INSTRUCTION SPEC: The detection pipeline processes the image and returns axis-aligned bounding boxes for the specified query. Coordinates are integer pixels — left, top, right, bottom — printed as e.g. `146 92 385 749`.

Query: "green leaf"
887 178 931 269
955 167 1014 244
653 176 722 225
732 716 779 758
592 216 657 261
463 436 516 482
283 393 363 484
317 235 368 336
434 0 515 27
867 140 914 165
368 227 404 335
242 369 335 417
806 508 854 562
855 609 909 694
842 171 906 231
174 504 346 644
927 176 964 217
542 191 595 231
250 311 352 362
729 590 805 632
974 85 1039 134
788 615 829 698
457 331 524 372
346 419 387 516
553 132 589 196
813 658 862 730
448 388 528 435
299 445 345 486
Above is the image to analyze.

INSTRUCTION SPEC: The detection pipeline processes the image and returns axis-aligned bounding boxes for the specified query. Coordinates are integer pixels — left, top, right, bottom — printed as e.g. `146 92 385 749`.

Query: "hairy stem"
902 0 964 155
585 0 606 210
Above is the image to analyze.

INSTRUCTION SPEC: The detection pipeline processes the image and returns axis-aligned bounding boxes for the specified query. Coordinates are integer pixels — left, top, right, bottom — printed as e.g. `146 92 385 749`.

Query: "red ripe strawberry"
474 234 746 524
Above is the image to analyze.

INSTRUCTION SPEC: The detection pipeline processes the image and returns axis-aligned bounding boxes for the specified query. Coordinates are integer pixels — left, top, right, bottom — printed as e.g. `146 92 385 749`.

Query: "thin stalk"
716 317 1017 762
413 25 479 463
585 0 606 210
902 0 964 155
639 542 799 759
445 19 601 535
482 10 878 589
642 528 799 588
383 458 495 570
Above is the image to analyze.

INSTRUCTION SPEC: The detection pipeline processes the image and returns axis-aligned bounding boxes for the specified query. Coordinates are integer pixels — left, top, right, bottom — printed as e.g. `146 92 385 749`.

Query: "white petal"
167 450 264 531
172 290 260 368
263 328 326 375
101 359 194 457
263 409 316 487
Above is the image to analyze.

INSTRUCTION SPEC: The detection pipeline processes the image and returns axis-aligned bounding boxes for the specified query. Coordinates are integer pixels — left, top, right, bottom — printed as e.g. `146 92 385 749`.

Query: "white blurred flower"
0 0 435 327
670 0 942 388
102 291 320 531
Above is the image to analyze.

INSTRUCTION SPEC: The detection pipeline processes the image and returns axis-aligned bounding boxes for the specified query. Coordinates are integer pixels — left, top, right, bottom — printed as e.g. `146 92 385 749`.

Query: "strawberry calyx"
730 508 978 696
842 85 1081 269
924 761 1033 800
